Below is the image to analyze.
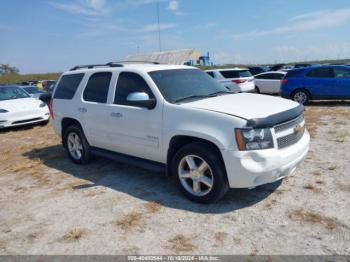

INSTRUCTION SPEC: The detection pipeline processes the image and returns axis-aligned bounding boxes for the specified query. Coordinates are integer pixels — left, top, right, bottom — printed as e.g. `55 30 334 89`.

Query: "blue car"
281 65 350 104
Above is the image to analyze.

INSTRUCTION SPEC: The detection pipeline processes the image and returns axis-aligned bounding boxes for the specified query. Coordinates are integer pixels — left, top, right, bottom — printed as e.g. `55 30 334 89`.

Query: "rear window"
206 71 215 78
54 73 84 99
285 69 303 78
220 70 252 78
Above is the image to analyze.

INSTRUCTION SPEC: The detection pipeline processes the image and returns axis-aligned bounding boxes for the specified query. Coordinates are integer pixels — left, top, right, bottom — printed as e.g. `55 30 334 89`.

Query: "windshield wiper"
174 91 231 103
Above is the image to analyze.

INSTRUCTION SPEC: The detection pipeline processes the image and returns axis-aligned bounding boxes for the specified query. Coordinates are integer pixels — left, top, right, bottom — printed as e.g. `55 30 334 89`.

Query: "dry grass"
214 232 228 246
288 209 344 231
61 228 85 242
303 184 321 193
116 211 145 231
233 236 242 245
167 234 196 252
315 180 325 185
144 201 162 214
0 240 7 251
337 183 350 192
27 232 40 242
311 171 321 177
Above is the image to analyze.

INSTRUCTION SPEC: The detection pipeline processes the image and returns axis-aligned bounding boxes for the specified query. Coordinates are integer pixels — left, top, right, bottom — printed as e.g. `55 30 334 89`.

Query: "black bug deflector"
246 104 304 128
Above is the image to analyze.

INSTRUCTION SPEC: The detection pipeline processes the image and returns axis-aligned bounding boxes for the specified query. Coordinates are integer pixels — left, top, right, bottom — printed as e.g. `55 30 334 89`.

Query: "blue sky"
1 0 350 73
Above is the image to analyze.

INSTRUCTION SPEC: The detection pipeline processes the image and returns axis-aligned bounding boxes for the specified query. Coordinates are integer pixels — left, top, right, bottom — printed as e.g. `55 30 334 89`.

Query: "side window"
306 68 334 78
256 73 273 79
53 73 84 99
83 72 112 103
114 72 154 106
272 73 285 80
206 71 215 78
334 68 350 78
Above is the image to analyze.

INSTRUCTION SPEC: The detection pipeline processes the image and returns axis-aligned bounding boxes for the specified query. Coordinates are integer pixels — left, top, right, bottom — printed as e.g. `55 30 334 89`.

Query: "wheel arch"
61 117 83 147
166 135 225 176
291 88 312 100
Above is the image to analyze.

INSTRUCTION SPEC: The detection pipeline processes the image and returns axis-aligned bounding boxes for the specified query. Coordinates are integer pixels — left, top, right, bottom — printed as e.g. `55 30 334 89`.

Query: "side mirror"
126 92 156 110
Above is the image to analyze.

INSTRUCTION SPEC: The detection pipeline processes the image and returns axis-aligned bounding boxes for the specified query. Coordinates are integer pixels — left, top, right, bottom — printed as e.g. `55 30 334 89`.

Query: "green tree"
0 64 19 76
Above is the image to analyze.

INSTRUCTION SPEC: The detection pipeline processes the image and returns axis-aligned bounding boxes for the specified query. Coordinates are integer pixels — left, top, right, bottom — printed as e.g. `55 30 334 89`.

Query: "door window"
54 73 84 99
83 72 112 103
306 68 334 78
334 68 350 78
114 72 154 106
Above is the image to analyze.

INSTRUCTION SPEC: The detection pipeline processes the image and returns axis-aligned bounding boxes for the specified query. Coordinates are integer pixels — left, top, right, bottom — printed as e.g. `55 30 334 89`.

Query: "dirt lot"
0 102 349 255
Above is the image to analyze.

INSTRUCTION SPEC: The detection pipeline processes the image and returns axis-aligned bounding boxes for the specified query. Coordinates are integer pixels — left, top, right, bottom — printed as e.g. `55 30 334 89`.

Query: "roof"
205 67 249 72
125 49 201 65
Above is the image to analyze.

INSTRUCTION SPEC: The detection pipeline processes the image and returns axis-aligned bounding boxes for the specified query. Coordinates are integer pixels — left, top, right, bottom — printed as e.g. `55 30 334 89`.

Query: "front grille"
274 114 304 133
12 117 43 124
277 125 305 149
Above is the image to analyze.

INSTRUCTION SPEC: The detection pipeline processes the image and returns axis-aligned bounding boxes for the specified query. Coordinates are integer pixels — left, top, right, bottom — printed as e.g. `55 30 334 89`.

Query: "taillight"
48 99 55 120
232 79 247 84
280 79 288 85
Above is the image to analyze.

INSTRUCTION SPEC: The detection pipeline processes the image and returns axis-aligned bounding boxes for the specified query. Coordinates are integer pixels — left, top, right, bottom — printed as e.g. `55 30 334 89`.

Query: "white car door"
79 71 113 150
106 71 163 162
255 73 282 94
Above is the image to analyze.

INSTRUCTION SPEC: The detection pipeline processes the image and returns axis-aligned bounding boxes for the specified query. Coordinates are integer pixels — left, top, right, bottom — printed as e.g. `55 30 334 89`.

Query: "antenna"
157 2 162 52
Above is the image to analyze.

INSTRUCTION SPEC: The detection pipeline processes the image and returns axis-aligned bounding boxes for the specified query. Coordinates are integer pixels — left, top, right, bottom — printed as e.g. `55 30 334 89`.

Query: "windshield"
23 86 44 94
149 69 229 103
0 86 31 101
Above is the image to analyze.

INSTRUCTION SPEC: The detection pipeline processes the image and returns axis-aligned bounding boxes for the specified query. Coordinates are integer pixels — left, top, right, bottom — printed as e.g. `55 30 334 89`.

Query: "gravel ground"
0 102 349 255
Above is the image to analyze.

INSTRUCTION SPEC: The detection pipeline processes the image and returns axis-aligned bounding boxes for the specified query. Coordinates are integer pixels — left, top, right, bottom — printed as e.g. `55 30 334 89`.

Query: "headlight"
39 102 46 108
0 109 9 113
235 128 274 151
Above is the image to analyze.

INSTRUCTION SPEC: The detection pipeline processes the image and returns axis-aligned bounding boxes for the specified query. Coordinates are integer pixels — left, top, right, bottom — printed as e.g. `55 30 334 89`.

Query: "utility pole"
157 2 162 52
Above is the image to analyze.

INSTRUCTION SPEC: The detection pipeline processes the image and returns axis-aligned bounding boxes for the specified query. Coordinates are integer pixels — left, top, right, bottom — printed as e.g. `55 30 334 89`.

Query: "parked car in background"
0 85 49 129
248 66 270 76
42 80 57 92
281 65 350 104
294 63 317 69
270 64 285 71
205 68 254 93
20 85 52 104
254 71 287 94
51 62 309 203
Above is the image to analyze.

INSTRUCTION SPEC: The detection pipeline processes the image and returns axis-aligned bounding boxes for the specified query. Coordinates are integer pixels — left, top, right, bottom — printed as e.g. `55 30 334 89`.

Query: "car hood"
183 93 302 126
0 97 42 111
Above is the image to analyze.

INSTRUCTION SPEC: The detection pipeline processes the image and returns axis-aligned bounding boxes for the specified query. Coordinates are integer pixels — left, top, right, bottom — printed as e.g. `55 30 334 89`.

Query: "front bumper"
221 129 310 188
0 109 50 129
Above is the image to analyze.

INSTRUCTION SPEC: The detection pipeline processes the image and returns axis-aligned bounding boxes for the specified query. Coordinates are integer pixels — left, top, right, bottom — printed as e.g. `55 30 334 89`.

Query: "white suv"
205 68 255 93
51 62 310 203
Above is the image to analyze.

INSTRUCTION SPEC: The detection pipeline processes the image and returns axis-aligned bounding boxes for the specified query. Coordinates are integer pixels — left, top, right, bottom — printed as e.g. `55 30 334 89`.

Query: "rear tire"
255 86 260 94
63 125 91 165
292 89 310 105
171 142 229 203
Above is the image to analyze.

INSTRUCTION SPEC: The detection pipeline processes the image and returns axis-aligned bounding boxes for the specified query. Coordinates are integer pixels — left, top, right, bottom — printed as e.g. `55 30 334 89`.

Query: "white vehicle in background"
205 68 255 93
51 62 309 203
0 85 50 129
254 71 287 94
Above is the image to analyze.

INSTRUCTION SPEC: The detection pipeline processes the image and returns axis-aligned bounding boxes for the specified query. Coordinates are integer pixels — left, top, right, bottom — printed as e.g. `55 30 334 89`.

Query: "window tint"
83 72 111 103
334 68 350 78
114 72 154 105
206 71 215 78
220 70 252 78
54 73 84 99
285 69 303 78
249 68 264 75
255 73 274 80
306 68 334 78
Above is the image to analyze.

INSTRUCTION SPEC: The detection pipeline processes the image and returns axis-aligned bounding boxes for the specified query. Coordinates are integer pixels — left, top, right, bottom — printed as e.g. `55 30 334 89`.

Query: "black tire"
255 86 260 94
171 142 229 203
63 125 91 165
291 89 310 105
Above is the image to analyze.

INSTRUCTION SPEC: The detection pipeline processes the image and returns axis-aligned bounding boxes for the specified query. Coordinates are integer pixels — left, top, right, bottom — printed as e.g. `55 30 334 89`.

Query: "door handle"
78 107 87 113
110 112 123 118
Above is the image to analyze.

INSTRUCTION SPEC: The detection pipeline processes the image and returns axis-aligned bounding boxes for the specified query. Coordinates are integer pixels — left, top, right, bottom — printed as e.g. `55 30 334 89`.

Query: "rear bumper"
239 81 255 92
221 129 310 188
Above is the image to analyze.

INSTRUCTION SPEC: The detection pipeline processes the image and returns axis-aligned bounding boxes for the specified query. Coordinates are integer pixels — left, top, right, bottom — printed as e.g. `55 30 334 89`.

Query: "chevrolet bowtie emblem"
294 124 302 135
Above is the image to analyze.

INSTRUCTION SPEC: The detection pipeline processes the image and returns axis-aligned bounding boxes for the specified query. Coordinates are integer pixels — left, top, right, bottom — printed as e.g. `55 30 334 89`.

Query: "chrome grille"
277 127 305 149
274 114 304 133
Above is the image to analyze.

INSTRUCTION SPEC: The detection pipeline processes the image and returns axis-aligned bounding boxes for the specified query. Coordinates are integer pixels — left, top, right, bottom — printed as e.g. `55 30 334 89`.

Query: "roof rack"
69 63 124 71
69 61 161 71
107 61 160 65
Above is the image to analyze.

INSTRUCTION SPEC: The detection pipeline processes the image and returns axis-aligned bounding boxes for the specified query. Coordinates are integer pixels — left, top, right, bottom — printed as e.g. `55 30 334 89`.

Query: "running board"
91 147 166 173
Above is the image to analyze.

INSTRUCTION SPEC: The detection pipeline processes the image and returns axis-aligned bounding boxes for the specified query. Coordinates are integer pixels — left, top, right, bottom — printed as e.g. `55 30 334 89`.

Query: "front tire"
63 125 91 165
292 89 310 105
171 142 229 203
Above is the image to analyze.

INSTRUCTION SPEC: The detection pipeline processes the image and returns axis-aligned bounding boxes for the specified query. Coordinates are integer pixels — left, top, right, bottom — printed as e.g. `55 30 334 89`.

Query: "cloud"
143 23 177 32
232 8 350 39
50 0 109 16
167 0 184 16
